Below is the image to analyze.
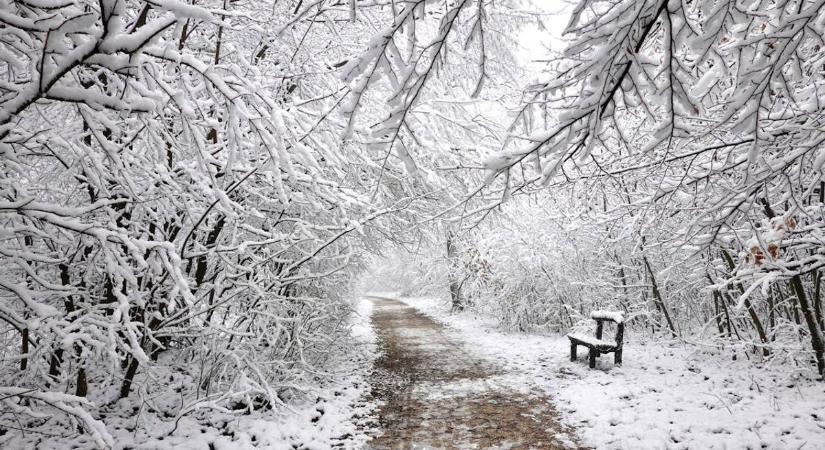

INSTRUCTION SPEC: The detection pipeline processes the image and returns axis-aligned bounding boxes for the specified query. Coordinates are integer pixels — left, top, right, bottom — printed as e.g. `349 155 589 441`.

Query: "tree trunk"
790 275 825 377
76 367 88 397
120 357 140 399
48 349 63 382
642 255 677 337
20 327 28 370
814 270 824 331
720 249 769 355
712 291 726 337
446 232 463 311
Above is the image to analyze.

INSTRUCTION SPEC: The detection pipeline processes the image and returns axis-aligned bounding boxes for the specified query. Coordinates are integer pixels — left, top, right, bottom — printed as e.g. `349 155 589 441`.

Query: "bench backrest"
594 318 624 347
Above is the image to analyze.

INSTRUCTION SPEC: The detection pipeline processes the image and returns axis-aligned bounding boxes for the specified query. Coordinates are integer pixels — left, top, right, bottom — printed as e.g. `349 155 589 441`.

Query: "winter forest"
2 0 825 448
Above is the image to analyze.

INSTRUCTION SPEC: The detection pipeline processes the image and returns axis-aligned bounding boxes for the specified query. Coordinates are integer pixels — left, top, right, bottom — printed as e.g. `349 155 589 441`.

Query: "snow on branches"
0 0 425 445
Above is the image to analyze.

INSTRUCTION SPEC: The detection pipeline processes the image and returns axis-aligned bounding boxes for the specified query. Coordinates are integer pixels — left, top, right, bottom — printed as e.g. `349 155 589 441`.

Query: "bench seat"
567 333 617 351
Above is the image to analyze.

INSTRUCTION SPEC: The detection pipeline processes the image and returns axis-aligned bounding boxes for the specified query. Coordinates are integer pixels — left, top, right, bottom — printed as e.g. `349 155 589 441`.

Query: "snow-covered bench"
567 310 625 368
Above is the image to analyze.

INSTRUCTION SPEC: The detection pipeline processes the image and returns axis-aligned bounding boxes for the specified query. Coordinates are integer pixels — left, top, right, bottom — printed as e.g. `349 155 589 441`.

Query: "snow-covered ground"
399 296 825 450
0 298 378 450
137 297 378 450
8 294 824 449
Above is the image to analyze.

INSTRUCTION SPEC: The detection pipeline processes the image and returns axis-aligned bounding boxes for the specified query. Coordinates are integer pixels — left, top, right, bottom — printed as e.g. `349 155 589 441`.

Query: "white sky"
516 0 574 73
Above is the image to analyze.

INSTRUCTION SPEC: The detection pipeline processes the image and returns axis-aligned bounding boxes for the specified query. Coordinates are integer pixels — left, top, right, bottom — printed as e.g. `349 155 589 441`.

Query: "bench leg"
615 349 622 366
589 348 597 368
570 342 577 361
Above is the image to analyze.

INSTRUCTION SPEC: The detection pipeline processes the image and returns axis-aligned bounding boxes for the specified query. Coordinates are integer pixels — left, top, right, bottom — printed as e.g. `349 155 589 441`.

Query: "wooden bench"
567 310 625 368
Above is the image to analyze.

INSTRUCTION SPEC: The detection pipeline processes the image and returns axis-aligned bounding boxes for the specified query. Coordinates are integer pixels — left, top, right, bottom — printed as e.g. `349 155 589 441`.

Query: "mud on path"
366 297 581 449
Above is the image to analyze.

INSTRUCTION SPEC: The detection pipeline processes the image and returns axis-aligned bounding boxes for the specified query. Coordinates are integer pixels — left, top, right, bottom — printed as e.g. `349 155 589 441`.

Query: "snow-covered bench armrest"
590 310 625 323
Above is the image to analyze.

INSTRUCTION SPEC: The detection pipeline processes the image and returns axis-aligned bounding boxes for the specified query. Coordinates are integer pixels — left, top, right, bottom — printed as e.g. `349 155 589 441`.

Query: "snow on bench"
590 310 625 323
566 333 617 349
568 310 625 368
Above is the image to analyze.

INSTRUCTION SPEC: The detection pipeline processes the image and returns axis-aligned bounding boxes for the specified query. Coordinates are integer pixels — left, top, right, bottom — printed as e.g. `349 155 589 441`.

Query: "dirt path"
367 297 580 449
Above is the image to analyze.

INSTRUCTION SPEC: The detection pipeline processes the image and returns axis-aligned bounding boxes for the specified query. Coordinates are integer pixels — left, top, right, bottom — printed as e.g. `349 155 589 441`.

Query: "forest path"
366 297 580 449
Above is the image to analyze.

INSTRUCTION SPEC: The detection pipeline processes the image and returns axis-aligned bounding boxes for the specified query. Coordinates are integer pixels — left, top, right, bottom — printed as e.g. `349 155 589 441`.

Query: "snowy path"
366 297 581 449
